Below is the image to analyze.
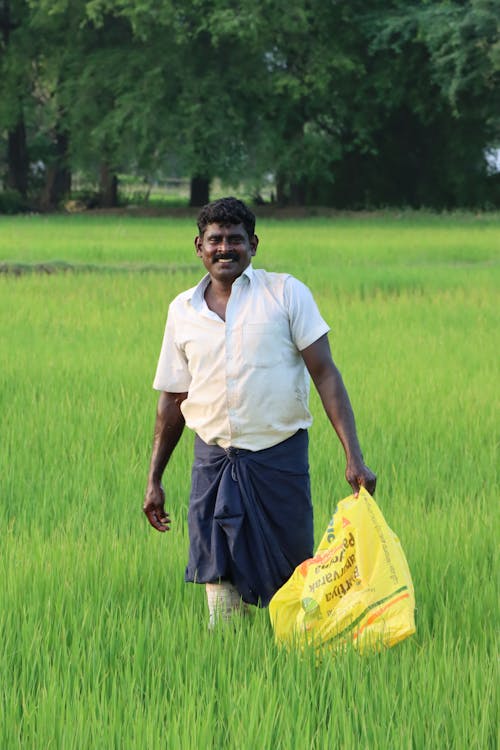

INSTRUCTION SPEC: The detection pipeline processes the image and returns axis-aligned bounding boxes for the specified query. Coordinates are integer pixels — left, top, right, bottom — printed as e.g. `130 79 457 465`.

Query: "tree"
364 0 500 207
0 0 36 198
31 3 138 207
108 0 270 205
2 0 499 210
257 0 500 208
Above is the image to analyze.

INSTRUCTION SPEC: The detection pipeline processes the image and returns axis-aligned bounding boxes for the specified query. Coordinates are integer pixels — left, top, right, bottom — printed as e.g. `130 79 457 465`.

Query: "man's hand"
143 391 187 533
346 458 377 497
143 482 171 532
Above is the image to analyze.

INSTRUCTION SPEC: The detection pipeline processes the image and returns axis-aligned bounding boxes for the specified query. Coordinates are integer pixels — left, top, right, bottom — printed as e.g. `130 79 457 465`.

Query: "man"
144 197 376 626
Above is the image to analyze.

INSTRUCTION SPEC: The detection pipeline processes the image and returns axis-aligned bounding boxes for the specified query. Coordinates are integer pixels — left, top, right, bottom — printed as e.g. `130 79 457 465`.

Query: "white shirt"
153 264 330 450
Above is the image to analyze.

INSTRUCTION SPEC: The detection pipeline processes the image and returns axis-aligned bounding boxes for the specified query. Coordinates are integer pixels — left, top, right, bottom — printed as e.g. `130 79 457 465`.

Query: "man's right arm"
143 390 188 532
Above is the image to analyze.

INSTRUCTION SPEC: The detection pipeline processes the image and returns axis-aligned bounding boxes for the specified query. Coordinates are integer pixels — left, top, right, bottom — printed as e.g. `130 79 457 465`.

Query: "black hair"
196 197 256 237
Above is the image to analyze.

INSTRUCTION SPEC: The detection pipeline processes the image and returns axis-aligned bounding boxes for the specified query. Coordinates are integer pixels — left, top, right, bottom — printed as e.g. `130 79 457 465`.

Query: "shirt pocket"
242 323 283 368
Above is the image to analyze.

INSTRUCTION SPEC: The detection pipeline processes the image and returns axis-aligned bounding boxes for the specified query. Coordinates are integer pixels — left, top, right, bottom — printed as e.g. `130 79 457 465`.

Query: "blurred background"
0 0 499 213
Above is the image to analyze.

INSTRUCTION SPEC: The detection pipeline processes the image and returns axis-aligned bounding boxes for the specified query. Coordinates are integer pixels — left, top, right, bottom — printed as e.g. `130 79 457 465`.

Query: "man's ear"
194 236 203 256
250 234 259 256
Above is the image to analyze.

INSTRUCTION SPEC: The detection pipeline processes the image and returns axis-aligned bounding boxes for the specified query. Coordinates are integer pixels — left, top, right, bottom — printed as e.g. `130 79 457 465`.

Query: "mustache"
214 253 238 261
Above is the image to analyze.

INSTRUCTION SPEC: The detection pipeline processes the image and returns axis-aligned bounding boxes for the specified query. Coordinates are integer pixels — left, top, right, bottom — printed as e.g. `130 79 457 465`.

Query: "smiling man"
144 196 376 627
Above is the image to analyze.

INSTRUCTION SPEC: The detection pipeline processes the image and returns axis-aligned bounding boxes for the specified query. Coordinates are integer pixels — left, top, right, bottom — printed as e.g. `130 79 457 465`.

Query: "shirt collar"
239 264 254 284
190 263 254 311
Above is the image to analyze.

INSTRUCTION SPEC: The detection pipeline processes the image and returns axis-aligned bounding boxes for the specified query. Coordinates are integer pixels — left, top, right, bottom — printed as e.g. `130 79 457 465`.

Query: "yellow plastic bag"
269 487 416 653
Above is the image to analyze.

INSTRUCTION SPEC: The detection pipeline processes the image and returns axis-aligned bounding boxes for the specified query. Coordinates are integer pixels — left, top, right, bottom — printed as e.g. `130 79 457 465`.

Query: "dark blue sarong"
185 429 314 607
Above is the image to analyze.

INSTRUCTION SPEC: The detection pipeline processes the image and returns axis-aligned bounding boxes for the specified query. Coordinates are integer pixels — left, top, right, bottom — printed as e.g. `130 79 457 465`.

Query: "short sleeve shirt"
153 265 330 450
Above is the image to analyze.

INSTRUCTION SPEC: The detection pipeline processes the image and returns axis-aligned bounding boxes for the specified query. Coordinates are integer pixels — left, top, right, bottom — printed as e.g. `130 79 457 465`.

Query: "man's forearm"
147 391 187 483
314 369 364 462
301 336 365 462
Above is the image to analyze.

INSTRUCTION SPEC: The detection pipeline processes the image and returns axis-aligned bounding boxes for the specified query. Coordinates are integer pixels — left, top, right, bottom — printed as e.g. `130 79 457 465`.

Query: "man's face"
195 222 258 284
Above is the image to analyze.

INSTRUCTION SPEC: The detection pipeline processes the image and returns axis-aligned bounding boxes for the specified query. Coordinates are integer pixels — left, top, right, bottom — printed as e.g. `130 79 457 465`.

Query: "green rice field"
1 211 498 748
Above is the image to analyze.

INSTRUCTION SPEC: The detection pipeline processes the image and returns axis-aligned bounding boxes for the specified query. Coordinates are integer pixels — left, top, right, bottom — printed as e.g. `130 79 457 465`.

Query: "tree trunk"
40 131 71 210
275 172 307 206
275 172 288 206
289 178 307 206
189 175 210 206
99 163 118 207
7 119 29 197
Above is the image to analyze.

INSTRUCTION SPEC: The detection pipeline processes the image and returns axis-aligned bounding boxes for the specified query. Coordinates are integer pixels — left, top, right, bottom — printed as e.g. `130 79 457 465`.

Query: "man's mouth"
215 255 238 263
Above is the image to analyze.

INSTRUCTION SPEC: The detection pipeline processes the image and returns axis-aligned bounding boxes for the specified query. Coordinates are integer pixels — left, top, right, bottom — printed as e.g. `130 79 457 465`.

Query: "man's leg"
205 581 249 628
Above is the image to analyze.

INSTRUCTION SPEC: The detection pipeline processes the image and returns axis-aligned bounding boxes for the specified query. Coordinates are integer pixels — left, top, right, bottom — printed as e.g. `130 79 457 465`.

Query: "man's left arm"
301 334 377 495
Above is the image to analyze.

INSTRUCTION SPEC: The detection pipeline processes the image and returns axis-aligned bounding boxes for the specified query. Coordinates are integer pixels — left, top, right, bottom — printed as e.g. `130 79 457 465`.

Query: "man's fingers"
346 459 377 495
144 507 171 532
346 469 361 496
349 480 360 498
364 476 377 495
158 511 171 530
361 470 377 496
356 474 377 497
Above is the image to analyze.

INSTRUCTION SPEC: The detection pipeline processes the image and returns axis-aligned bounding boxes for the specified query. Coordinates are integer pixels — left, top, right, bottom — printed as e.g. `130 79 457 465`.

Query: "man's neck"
204 278 233 321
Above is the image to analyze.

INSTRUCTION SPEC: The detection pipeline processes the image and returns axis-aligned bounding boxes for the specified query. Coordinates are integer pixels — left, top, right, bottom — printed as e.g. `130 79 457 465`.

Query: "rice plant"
1 212 498 748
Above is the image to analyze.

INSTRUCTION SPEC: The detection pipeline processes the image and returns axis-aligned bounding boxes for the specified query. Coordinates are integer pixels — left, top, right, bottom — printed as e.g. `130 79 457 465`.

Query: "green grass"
1 210 498 265
1 213 498 748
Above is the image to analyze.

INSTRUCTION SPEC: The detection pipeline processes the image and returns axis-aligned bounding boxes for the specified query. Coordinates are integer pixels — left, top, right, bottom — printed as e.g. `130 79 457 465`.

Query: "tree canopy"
0 0 498 210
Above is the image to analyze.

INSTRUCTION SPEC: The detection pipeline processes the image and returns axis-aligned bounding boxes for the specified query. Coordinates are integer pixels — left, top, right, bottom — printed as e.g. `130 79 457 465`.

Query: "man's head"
196 197 256 238
194 197 258 286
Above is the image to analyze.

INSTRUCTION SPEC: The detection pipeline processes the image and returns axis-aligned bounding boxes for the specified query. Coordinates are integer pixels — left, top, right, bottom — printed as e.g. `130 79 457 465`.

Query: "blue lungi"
185 429 314 606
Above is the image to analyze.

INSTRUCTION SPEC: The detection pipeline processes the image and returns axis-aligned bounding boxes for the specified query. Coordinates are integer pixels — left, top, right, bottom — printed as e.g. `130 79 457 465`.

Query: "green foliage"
265 0 500 207
416 0 500 116
0 189 29 213
1 1 499 208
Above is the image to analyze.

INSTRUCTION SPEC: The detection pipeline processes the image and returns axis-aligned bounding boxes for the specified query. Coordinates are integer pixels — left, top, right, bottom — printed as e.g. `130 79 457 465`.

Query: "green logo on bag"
302 597 321 622
326 505 338 542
